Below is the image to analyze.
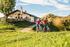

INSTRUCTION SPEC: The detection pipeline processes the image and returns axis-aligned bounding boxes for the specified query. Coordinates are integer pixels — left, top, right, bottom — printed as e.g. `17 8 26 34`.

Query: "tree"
0 0 16 14
47 13 56 18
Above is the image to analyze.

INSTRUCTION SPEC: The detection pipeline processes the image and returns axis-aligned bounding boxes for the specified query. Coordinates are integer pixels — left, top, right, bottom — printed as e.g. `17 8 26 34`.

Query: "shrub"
52 18 64 30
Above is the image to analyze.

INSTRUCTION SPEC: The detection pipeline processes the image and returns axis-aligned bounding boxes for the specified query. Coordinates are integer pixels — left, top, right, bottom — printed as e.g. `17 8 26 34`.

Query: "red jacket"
43 20 47 24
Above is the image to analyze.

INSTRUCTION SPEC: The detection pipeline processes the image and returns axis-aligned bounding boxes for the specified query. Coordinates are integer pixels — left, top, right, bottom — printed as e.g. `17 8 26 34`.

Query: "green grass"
0 22 70 47
0 31 70 47
0 23 16 33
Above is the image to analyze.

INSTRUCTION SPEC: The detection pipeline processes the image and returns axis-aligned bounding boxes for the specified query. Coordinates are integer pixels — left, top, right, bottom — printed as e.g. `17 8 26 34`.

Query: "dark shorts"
40 24 44 28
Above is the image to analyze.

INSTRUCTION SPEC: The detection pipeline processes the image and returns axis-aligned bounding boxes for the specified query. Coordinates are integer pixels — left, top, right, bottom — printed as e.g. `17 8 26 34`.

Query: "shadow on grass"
8 20 35 28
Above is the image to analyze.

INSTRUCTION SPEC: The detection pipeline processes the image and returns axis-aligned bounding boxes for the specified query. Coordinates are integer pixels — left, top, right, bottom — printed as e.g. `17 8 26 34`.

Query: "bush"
52 18 64 31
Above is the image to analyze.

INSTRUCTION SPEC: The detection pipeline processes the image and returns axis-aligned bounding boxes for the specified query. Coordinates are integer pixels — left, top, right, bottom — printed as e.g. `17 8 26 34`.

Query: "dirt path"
20 25 34 32
21 28 32 32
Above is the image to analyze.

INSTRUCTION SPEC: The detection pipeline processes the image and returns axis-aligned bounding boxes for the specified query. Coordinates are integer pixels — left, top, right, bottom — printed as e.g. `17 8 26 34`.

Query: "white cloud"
46 0 70 10
64 0 69 3
19 0 70 10
20 0 44 4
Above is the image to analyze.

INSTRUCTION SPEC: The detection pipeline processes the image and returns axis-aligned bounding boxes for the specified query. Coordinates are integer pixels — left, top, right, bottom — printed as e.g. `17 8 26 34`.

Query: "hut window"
15 17 17 18
18 14 21 15
21 17 23 19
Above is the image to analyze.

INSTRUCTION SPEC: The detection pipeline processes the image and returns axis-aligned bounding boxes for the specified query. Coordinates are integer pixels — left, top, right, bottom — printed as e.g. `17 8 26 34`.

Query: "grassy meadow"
0 31 70 47
0 22 70 47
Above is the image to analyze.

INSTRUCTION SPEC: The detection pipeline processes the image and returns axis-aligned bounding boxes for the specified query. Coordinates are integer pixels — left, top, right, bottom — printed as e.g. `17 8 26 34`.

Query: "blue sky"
15 0 70 17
